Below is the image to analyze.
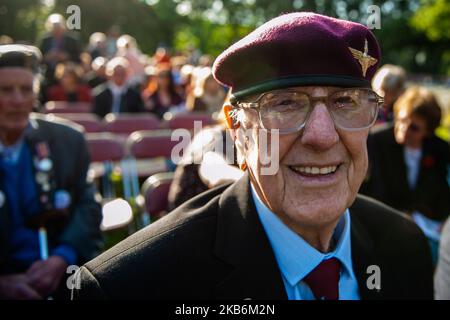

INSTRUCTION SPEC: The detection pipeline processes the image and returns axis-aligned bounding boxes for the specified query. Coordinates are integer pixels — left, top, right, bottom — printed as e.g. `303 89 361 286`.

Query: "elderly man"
74 13 433 300
0 45 102 299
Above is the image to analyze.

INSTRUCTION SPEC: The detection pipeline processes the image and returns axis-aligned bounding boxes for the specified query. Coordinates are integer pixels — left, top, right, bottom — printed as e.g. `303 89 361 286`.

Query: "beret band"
231 74 371 101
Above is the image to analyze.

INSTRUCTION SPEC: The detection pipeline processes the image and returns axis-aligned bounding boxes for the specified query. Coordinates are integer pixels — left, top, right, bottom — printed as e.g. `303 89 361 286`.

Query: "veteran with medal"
0 44 102 299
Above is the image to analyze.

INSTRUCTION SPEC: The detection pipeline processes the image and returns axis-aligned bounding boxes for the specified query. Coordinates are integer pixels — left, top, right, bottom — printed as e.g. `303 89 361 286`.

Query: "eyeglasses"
232 88 384 134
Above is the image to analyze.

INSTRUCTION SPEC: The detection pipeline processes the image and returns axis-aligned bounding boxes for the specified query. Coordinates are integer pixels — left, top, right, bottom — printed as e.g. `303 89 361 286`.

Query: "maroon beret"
212 12 381 101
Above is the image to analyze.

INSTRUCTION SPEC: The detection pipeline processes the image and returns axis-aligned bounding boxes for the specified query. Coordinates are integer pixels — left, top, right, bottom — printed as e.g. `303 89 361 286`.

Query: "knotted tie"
303 258 341 300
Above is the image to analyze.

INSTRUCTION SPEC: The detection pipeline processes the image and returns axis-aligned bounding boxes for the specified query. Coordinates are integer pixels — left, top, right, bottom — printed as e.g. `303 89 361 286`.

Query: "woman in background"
143 66 184 119
186 68 226 115
362 86 450 264
46 62 92 103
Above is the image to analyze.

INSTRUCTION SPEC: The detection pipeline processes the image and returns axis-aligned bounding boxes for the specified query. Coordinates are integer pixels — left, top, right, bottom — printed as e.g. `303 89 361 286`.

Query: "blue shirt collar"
251 183 355 287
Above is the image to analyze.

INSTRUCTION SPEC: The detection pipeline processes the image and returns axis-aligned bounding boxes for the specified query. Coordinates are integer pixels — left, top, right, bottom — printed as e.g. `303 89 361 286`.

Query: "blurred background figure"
84 57 108 89
142 65 184 119
46 62 92 103
186 67 226 115
116 35 146 87
92 57 144 118
39 14 81 86
87 32 107 60
362 86 450 263
105 25 120 58
372 64 407 124
0 44 102 300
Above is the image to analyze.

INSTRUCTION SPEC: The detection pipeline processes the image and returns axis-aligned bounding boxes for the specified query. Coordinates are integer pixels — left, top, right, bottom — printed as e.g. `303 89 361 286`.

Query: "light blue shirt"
251 185 360 300
403 147 422 190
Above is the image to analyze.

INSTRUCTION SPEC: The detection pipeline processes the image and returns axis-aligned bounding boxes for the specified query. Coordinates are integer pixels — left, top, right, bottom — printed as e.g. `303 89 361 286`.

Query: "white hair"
45 14 66 32
372 64 406 95
106 57 129 76
89 32 106 46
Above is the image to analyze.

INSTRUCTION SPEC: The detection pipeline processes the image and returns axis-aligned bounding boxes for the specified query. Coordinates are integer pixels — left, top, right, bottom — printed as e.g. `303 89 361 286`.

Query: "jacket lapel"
24 117 48 202
350 197 384 300
213 173 287 300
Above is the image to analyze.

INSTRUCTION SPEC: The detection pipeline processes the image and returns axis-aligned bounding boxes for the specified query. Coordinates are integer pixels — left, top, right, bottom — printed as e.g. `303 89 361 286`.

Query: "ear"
223 104 238 130
223 104 247 169
223 103 238 142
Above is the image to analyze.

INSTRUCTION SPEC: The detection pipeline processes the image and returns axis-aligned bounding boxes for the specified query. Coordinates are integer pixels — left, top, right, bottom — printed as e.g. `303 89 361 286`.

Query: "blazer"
39 33 82 65
361 124 450 221
92 84 144 118
0 114 103 273
73 172 433 300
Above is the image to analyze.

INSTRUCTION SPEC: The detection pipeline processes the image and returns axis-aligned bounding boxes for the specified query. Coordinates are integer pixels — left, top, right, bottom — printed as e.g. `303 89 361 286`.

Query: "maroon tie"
303 258 341 300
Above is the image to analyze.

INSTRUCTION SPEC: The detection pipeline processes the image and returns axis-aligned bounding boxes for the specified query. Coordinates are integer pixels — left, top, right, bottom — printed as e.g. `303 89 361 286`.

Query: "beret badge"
348 39 378 77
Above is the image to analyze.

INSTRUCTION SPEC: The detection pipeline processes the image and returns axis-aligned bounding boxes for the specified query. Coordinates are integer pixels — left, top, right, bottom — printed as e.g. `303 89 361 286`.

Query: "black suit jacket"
39 33 81 63
361 124 450 221
73 173 433 300
0 114 103 273
92 84 144 118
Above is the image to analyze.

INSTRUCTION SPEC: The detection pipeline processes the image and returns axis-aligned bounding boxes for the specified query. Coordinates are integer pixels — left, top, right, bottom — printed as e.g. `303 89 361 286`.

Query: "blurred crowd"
1 14 227 120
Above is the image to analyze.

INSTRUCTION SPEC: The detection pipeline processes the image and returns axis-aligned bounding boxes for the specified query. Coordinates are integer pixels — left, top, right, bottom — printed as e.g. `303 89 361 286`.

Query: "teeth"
291 165 337 175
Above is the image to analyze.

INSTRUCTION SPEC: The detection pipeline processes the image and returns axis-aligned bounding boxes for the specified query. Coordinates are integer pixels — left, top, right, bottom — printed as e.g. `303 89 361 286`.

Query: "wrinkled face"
233 86 370 230
394 110 428 149
0 68 35 135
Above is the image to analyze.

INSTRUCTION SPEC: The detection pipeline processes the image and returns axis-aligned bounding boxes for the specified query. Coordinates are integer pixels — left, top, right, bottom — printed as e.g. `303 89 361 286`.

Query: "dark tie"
303 258 341 300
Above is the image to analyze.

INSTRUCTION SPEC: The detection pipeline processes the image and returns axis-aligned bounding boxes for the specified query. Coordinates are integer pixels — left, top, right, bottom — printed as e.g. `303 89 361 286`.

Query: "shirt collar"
250 183 355 287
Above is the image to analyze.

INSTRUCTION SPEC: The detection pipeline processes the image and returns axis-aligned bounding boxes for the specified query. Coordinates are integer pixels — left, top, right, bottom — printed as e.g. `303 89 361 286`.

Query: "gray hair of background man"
105 56 129 77
45 13 66 33
372 64 406 97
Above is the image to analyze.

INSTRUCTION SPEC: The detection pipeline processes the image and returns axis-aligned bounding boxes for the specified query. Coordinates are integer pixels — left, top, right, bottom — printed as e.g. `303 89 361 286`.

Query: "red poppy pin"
422 156 435 169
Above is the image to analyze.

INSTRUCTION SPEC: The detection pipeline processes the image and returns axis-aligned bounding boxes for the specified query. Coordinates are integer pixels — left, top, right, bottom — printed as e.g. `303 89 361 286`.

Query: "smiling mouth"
288 164 339 177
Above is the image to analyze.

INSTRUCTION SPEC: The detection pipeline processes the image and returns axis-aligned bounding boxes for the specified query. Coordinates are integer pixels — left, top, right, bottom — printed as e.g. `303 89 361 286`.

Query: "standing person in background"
87 32 107 60
105 26 120 59
84 57 108 89
39 14 81 86
115 35 146 87
371 64 406 124
0 45 102 300
92 57 144 118
186 68 226 114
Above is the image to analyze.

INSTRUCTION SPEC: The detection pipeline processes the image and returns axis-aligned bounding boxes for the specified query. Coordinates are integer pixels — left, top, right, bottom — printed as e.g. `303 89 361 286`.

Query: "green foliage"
410 0 450 41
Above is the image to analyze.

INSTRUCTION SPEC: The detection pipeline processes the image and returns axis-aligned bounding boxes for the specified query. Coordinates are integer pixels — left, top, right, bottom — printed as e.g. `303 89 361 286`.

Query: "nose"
300 103 339 151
